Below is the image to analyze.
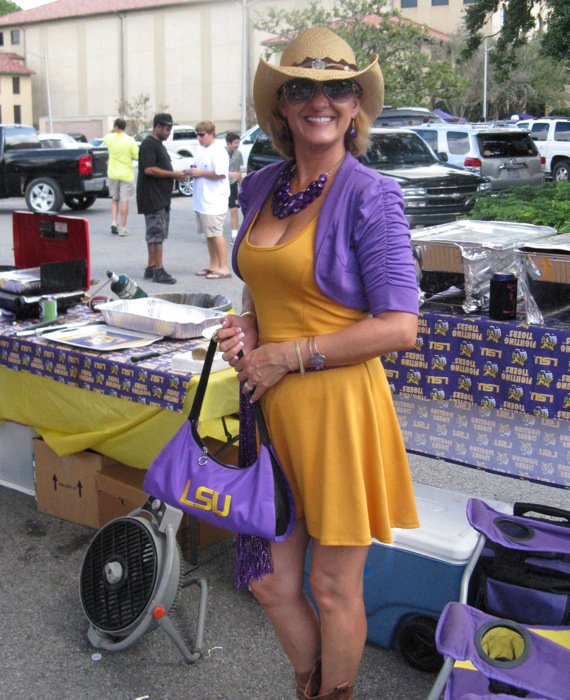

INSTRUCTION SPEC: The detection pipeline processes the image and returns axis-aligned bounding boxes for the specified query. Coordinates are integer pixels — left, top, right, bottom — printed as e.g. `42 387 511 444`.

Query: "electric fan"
79 497 208 663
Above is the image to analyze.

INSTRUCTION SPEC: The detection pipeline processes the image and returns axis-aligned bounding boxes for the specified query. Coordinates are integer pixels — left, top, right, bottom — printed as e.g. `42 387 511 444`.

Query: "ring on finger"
242 382 254 393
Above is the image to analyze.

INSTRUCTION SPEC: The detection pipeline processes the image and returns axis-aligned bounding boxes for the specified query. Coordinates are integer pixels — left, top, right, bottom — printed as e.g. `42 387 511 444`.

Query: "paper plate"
202 324 222 340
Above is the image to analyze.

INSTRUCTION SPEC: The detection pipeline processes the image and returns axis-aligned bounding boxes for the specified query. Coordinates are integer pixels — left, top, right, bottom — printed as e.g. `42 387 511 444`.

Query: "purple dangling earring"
349 119 358 139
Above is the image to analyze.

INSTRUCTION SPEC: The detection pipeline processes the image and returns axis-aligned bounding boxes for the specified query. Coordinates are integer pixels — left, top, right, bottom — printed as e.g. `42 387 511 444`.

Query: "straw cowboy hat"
253 26 384 135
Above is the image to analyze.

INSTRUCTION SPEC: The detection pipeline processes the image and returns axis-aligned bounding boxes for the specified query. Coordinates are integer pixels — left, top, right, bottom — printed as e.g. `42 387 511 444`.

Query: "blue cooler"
304 482 510 671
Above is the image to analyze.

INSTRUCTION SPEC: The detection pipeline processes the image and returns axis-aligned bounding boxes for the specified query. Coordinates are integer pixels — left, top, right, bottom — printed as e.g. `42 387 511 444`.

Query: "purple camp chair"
427 602 570 700
427 498 570 699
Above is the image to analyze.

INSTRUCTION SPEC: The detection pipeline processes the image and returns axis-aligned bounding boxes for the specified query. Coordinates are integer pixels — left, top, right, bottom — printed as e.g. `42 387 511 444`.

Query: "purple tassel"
234 391 274 589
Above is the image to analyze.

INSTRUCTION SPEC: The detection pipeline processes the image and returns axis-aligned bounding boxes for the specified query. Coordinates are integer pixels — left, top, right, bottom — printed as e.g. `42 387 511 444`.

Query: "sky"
16 0 53 9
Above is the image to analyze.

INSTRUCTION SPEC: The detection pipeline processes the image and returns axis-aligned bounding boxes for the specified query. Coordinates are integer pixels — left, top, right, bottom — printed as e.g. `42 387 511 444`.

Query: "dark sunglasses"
278 78 362 105
196 132 207 137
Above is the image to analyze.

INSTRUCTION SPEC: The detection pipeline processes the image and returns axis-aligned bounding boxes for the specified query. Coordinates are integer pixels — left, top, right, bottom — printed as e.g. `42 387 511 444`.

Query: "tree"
0 1 21 15
464 0 570 77
253 0 457 108
116 94 169 135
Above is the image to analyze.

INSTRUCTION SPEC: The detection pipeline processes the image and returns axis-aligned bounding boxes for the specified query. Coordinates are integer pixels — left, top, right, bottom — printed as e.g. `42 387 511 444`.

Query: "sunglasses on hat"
278 78 362 105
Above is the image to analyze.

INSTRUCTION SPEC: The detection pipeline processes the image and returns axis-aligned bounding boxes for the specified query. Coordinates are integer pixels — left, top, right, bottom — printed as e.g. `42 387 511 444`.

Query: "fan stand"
81 498 208 664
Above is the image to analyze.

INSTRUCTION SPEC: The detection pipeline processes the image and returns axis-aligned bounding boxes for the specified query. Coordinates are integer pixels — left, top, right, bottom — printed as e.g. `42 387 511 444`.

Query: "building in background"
0 0 499 136
0 52 34 125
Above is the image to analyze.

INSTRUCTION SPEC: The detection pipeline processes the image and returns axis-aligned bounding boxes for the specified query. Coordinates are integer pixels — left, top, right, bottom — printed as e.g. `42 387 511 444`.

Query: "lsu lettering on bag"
143 338 295 542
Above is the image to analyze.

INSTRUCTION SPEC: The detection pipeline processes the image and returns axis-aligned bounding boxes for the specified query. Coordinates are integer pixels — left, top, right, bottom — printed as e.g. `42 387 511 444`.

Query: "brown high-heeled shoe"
296 657 321 699
303 682 354 699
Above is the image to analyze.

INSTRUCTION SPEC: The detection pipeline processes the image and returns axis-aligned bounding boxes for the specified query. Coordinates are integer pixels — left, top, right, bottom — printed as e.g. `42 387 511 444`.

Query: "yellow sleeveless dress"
238 218 419 545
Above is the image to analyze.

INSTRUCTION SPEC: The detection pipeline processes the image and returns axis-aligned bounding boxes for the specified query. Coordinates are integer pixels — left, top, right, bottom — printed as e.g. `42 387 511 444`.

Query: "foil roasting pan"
97 297 226 339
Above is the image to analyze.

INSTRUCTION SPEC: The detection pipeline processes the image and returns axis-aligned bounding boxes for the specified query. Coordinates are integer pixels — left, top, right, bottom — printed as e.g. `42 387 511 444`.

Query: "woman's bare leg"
249 518 321 676
309 541 369 693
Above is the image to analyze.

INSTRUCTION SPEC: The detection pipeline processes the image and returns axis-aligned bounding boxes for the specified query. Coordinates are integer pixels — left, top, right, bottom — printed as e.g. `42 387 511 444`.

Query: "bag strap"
188 338 272 448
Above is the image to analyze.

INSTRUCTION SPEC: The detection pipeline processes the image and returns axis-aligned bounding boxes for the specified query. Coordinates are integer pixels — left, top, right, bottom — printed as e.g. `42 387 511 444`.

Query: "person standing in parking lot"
103 118 139 236
136 113 188 284
216 27 419 699
226 131 243 244
190 121 231 279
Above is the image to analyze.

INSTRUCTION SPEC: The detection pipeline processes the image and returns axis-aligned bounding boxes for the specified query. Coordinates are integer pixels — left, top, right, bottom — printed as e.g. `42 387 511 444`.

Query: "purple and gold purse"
143 339 294 542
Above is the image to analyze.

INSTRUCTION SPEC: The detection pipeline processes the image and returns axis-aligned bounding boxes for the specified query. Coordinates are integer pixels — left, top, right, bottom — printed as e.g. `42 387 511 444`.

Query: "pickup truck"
248 127 490 228
517 118 570 181
0 124 108 213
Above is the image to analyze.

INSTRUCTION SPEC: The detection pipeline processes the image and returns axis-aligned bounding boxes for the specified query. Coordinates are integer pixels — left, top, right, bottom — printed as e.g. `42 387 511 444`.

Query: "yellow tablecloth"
0 365 239 469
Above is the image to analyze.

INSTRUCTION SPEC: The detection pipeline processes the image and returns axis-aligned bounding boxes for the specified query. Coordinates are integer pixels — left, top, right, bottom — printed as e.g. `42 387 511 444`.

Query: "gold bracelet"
308 336 326 370
240 310 256 320
293 339 305 377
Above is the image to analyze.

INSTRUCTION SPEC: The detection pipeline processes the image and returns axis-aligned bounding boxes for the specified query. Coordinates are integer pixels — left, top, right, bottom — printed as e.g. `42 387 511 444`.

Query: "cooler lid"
12 211 90 290
385 483 511 564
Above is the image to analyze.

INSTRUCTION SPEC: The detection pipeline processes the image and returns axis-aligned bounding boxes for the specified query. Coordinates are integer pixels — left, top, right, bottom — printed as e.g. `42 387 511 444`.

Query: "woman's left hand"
234 342 292 402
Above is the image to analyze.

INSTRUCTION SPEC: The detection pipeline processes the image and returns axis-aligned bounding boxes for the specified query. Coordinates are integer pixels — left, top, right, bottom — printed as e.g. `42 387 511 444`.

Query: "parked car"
373 106 445 127
410 124 544 190
239 124 263 168
0 124 108 212
515 118 570 181
247 128 490 228
89 138 106 148
39 133 87 149
134 124 199 158
132 150 194 197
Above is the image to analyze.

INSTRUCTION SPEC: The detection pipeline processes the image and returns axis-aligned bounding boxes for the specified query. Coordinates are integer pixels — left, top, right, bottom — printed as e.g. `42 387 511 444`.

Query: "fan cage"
80 518 159 633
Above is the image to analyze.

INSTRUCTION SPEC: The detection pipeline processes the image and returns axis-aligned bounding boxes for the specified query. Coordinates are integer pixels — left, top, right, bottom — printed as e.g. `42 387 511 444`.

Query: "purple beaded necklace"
271 157 344 220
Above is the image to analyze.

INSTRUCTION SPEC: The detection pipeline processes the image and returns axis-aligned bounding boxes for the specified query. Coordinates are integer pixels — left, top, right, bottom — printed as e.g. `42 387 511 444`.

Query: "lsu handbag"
143 338 295 542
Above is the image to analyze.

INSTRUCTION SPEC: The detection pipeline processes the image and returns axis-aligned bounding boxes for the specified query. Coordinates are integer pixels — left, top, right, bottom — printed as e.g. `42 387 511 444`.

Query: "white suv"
411 124 544 190
516 118 570 181
163 125 200 157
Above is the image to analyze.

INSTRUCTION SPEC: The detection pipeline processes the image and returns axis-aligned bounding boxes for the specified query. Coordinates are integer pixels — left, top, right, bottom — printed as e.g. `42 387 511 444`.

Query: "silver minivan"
411 124 545 190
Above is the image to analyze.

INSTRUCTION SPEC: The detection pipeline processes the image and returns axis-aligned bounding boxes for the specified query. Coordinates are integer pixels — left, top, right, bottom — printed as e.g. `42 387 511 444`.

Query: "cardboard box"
34 438 235 560
96 463 148 525
96 459 233 562
33 438 119 528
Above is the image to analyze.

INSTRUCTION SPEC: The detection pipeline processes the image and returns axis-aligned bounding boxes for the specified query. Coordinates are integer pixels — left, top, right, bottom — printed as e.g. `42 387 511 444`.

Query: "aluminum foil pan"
0 268 41 294
151 291 232 312
97 298 226 339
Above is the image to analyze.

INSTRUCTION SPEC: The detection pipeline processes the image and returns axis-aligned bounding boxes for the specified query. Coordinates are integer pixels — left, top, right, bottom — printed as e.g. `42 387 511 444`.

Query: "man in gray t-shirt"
226 132 243 244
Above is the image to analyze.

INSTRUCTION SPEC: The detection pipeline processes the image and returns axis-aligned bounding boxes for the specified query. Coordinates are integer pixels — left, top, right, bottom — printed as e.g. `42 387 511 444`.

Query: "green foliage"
253 0 446 107
463 0 570 78
466 183 570 234
0 1 21 15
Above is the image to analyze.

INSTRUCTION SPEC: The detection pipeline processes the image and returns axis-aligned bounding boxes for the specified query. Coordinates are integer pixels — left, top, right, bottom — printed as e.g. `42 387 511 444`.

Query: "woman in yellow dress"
217 27 420 700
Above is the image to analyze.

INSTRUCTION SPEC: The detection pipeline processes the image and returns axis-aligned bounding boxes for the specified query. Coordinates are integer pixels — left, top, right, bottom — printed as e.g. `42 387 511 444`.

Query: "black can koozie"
489 273 518 321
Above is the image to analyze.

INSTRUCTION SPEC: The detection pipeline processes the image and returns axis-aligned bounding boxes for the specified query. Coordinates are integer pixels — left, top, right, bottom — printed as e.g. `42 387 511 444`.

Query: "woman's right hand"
216 314 258 366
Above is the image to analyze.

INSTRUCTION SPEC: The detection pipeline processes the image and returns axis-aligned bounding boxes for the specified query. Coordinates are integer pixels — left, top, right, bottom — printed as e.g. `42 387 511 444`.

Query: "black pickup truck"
0 124 108 213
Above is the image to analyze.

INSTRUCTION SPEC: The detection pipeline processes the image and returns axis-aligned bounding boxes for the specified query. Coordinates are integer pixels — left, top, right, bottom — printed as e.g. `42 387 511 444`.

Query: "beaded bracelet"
293 339 305 377
308 336 326 370
240 310 256 320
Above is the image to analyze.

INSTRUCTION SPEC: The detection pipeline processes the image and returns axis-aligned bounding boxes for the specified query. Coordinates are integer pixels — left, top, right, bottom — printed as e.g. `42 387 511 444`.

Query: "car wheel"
64 194 97 210
177 176 193 197
552 160 570 182
25 177 65 213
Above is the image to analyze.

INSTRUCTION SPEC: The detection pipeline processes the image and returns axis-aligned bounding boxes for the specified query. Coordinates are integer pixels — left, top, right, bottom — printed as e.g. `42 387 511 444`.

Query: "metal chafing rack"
411 220 557 314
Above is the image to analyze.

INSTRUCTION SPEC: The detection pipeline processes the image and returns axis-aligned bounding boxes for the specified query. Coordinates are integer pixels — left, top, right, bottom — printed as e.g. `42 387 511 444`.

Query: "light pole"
482 38 491 122
240 0 259 135
24 50 53 132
